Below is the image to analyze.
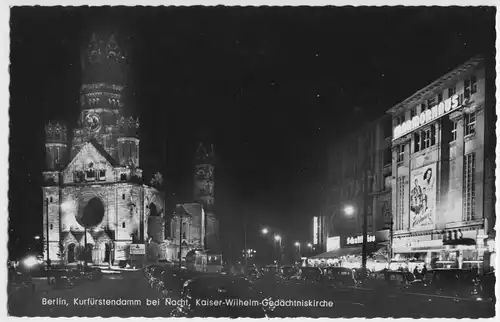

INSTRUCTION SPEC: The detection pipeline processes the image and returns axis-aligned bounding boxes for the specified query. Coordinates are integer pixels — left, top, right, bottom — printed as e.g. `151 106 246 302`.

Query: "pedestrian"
413 266 420 280
422 264 427 277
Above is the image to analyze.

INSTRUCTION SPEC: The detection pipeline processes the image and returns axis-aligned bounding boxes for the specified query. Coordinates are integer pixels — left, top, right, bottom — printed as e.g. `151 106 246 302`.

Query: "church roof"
88 138 118 167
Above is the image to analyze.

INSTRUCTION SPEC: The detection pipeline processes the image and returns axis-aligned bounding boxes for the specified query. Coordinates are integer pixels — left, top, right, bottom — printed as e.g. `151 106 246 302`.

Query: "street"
9 269 495 318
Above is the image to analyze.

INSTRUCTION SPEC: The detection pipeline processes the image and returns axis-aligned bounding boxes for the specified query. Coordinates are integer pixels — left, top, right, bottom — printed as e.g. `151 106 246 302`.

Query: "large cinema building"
387 56 495 272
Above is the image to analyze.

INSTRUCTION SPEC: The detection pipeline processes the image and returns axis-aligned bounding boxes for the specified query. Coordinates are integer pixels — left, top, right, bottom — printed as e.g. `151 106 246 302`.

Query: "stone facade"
41 33 166 265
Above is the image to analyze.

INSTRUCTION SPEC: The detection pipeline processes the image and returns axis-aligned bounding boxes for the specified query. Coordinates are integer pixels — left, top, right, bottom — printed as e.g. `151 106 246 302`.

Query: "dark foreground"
9 269 495 318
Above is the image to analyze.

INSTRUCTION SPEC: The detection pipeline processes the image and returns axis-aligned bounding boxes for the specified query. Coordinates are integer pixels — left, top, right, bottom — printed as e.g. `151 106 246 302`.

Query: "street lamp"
294 241 301 254
261 228 269 235
344 205 355 216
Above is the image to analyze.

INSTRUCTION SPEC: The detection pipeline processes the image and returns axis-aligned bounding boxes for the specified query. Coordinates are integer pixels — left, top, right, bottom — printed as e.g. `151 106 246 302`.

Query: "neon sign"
346 235 375 245
393 94 468 140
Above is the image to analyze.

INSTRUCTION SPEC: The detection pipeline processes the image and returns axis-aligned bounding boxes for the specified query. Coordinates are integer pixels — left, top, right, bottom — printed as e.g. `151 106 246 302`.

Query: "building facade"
312 115 393 266
42 34 166 265
388 56 495 271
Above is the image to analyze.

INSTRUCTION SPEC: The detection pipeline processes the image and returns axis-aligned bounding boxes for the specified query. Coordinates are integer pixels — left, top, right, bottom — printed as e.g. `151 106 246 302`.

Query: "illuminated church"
42 33 219 265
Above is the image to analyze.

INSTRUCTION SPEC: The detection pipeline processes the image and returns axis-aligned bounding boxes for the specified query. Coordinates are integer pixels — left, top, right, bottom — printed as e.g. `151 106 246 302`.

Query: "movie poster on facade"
410 163 436 230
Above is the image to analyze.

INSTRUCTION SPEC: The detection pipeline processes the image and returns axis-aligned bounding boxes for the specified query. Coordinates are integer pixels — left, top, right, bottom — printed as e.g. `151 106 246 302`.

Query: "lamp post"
274 235 282 264
243 220 248 268
45 198 50 269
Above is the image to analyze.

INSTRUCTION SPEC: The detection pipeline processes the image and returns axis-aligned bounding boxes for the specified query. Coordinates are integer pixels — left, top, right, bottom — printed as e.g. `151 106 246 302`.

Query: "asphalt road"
9 271 495 318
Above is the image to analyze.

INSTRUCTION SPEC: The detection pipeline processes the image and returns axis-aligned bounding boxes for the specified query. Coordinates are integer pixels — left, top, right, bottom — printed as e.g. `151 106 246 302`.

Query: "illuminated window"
430 124 436 146
396 176 405 230
471 75 477 94
451 121 458 141
414 132 420 152
463 153 476 221
99 169 106 181
464 112 476 136
422 129 429 149
437 92 443 103
464 79 471 99
397 144 405 163
448 86 456 98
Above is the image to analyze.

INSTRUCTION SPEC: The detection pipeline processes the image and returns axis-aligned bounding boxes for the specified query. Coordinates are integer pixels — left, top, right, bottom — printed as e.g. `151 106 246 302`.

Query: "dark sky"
9 6 495 259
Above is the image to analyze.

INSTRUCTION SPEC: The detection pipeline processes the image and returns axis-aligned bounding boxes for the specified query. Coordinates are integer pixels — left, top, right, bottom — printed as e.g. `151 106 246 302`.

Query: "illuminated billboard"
410 163 437 230
326 236 340 251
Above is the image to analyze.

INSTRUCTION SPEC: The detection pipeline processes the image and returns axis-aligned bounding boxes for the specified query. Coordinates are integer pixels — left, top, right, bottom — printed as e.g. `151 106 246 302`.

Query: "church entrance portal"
67 243 76 263
77 197 105 228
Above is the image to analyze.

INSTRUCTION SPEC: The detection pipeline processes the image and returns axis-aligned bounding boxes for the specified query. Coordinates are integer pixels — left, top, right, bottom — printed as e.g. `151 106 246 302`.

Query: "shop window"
437 92 443 103
397 144 405 163
463 153 476 221
451 121 458 141
448 86 456 98
464 112 476 136
410 107 416 118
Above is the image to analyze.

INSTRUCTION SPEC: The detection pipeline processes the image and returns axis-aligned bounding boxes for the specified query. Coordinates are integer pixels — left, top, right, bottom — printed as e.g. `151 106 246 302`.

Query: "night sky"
9 6 495 260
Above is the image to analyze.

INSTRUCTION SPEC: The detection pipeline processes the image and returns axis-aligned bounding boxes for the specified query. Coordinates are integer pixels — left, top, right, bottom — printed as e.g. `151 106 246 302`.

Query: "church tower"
71 33 139 163
194 143 219 251
41 32 166 266
45 121 69 171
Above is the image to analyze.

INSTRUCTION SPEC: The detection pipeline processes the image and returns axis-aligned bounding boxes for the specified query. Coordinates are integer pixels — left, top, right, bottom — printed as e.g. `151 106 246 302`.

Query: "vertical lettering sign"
313 216 319 245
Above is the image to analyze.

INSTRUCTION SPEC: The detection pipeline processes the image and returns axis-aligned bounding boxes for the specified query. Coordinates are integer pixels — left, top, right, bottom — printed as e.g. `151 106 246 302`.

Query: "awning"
309 243 387 260
309 247 362 259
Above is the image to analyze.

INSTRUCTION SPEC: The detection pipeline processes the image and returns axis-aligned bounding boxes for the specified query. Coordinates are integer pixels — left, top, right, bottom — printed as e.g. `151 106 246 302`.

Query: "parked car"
296 267 323 284
323 267 356 287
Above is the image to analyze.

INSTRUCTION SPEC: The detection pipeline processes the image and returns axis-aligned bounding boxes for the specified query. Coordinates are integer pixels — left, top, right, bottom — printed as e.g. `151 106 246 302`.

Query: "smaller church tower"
194 143 219 252
117 116 140 167
45 121 69 170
